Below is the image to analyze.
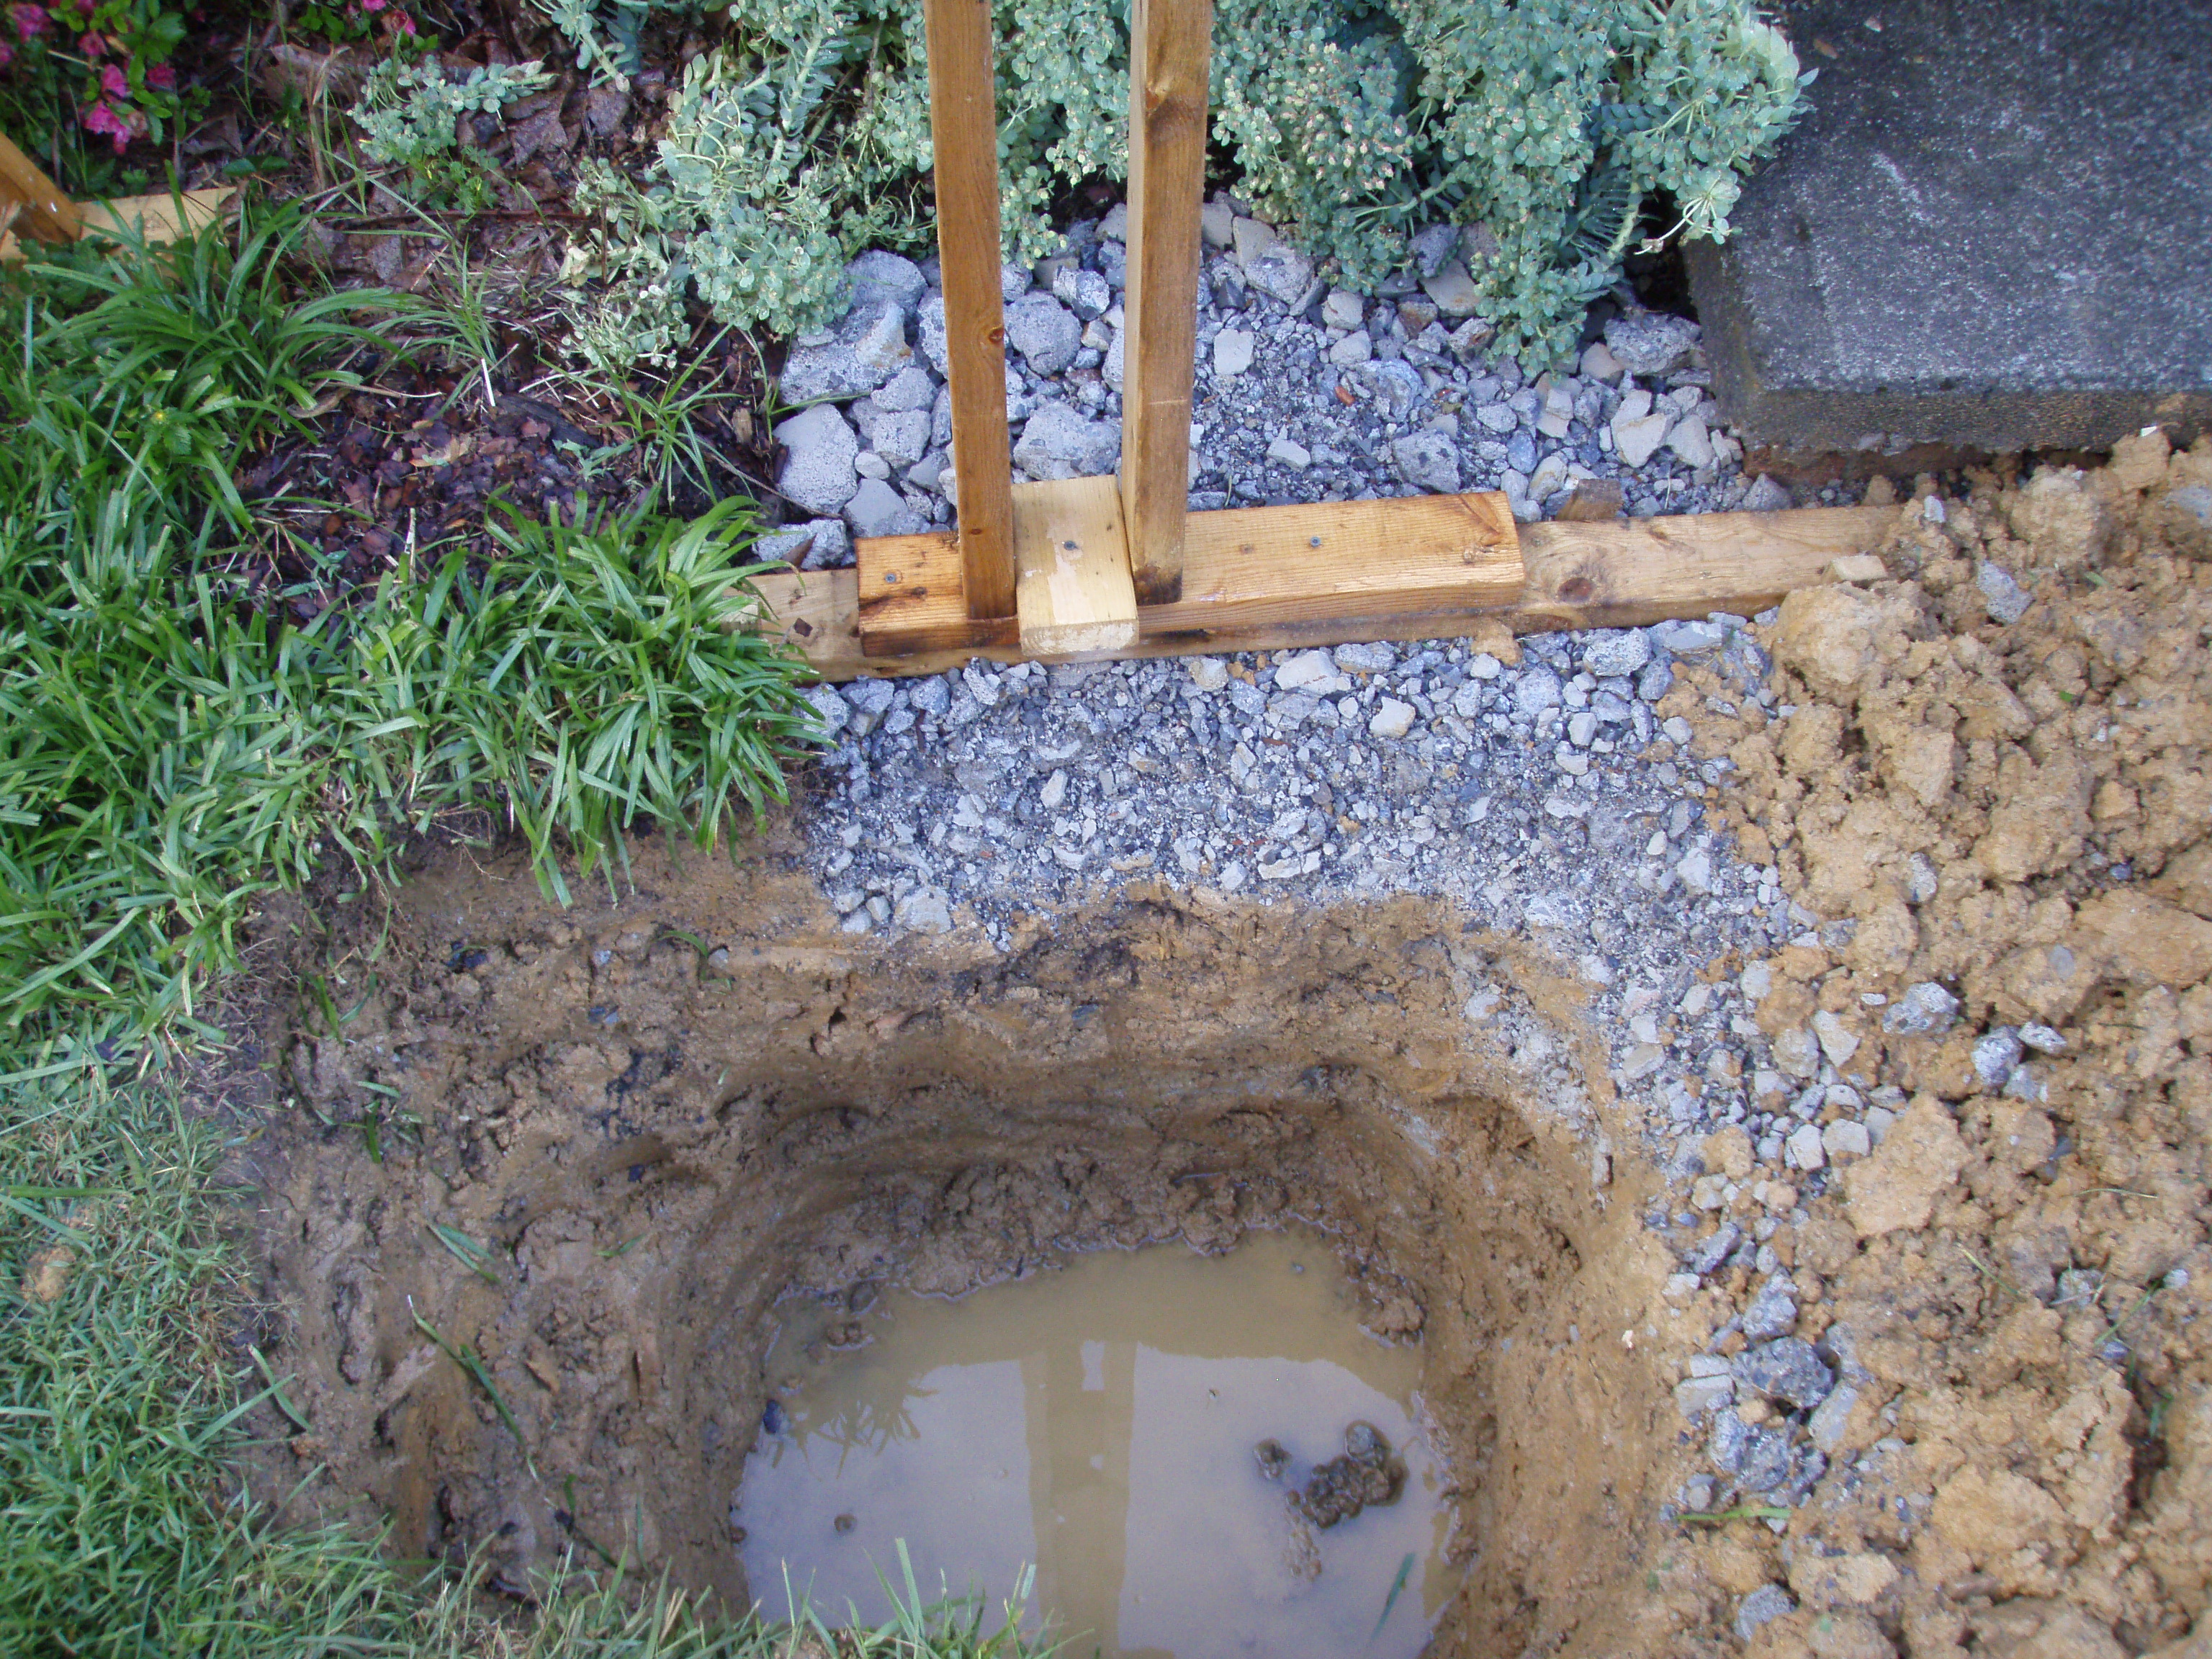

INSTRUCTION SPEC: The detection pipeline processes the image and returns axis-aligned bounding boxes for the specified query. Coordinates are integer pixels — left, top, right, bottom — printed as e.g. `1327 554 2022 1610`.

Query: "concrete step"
1686 0 2212 458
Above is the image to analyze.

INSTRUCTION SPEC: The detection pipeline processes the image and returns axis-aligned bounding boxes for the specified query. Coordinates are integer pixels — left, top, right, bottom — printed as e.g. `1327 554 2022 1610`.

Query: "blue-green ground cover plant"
544 0 1804 369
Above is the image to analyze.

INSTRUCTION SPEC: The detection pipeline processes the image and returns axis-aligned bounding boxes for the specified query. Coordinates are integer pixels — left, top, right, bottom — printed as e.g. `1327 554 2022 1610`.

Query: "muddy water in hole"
737 1229 1457 1658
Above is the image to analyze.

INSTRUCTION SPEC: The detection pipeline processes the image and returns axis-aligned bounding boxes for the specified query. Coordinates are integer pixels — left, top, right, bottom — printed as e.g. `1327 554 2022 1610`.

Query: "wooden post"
0 134 85 246
1117 0 1212 607
922 0 1019 620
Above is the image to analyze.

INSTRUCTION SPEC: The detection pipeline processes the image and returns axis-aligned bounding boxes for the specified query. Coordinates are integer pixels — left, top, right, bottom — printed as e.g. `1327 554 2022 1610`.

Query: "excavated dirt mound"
246 845 1686 1657
1660 438 2212 1659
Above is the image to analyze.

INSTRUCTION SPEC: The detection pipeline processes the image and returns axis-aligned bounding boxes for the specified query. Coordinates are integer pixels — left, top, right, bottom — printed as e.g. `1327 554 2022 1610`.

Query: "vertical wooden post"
922 0 1019 620
1118 0 1211 607
0 134 85 246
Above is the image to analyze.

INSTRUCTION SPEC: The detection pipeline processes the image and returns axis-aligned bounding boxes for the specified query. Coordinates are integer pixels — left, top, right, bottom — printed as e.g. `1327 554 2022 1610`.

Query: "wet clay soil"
741 1229 1454 1658
246 845 1676 1658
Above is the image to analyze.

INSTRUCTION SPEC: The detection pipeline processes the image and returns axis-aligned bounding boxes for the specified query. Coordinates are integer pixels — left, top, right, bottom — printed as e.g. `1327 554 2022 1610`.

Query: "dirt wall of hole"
246 834 1685 1657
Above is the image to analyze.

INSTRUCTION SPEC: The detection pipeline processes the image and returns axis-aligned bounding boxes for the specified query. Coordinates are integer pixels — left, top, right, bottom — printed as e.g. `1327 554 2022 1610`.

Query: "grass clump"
0 202 819 1074
0 202 1041 1658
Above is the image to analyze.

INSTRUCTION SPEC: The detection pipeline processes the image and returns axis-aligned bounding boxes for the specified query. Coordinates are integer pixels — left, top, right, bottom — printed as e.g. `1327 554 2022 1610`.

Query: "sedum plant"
349 55 553 171
561 0 1804 367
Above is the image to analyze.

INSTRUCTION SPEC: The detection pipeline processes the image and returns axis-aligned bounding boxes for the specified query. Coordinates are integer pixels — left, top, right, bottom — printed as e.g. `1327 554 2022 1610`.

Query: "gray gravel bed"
761 196 1866 567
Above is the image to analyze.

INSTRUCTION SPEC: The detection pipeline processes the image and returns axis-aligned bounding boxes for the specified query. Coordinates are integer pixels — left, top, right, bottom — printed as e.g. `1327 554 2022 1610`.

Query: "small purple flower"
13 5 50 42
99 60 125 98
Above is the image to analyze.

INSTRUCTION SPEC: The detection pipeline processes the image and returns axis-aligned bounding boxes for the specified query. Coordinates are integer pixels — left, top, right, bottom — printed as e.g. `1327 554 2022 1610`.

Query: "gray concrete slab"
1686 0 2212 457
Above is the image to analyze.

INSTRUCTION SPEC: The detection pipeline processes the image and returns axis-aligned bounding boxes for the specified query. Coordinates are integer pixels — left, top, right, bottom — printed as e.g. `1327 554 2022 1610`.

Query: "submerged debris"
1294 1421 1406 1529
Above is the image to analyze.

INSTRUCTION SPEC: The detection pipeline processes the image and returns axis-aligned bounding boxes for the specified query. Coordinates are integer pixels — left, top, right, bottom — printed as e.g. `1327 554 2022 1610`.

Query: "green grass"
0 200 820 1074
0 202 961 1655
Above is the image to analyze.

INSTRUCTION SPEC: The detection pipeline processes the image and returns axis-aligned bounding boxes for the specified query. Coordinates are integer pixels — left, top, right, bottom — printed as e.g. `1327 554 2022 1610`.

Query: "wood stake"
922 0 1019 619
0 133 84 246
1118 0 1211 606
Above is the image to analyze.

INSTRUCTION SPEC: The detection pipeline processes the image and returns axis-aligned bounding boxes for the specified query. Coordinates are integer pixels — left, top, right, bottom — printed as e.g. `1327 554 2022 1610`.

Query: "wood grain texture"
1142 492 1522 634
853 529 1020 656
1 184 233 263
1117 0 1212 606
922 0 1018 618
1013 475 1139 655
1514 504 1898 631
770 501 1902 680
0 133 84 246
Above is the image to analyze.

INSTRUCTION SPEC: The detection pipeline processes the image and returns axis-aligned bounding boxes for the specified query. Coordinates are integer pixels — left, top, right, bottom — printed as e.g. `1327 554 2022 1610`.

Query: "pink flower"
360 0 384 12
14 6 49 40
392 10 414 33
71 0 89 13
99 60 124 96
82 98 130 152
0 37 13 67
77 27 101 53
145 60 172 89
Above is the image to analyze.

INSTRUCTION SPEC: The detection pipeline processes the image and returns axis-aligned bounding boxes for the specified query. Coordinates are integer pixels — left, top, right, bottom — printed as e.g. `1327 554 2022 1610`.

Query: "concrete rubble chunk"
1611 408 1672 469
1005 293 1082 376
1973 1027 2024 1088
773 403 860 516
1977 559 2033 624
1736 1586 1796 1642
1012 402 1120 481
1733 1337 1835 1410
843 477 926 539
1322 289 1366 330
1604 310 1701 377
1390 431 1460 494
1420 260 1483 318
846 250 928 311
779 295 913 403
1368 699 1418 741
1883 981 1959 1034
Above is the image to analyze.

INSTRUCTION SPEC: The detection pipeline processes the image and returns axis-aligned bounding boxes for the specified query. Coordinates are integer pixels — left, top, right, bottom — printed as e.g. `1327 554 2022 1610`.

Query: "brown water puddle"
739 1229 1458 1658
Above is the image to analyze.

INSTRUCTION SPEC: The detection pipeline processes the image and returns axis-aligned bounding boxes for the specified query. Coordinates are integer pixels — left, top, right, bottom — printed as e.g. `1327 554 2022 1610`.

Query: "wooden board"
1514 503 1897 632
1 184 232 263
1117 0 1212 606
853 527 1018 656
1142 491 1521 635
768 502 1899 680
1013 475 1140 655
920 0 1019 619
0 133 82 246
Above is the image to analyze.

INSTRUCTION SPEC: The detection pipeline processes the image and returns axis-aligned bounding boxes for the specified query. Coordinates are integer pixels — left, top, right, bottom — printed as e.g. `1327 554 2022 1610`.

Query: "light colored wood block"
81 187 233 246
0 132 83 247
1 178 233 263
1514 504 1898 632
1012 475 1140 655
853 528 1019 657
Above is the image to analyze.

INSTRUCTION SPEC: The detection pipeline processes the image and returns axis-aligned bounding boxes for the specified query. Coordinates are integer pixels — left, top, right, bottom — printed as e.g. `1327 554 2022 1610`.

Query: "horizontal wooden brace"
768 503 1899 681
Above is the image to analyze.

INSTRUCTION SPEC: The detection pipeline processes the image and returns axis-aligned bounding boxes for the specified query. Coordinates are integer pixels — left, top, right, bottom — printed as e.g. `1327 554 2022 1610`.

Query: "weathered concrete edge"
1687 239 2212 459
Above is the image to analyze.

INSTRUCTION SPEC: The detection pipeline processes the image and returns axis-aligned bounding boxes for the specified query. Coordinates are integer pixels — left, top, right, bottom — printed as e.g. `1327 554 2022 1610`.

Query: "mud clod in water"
1294 1421 1408 1529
